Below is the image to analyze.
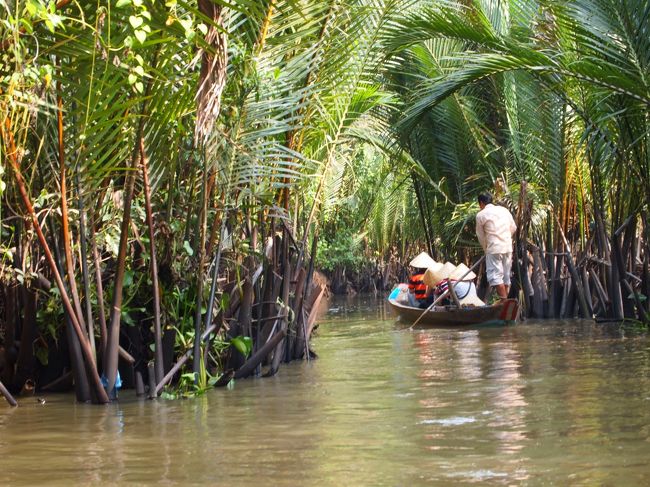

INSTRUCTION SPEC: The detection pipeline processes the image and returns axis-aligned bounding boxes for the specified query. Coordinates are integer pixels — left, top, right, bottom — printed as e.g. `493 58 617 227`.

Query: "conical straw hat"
423 262 444 287
428 261 456 285
457 282 485 306
409 252 438 269
449 263 477 281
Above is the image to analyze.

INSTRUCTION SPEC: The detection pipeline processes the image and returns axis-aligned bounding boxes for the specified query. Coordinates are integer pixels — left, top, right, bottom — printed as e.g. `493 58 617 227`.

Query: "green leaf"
122 311 135 326
128 73 137 85
134 29 147 43
35 347 49 366
129 15 143 28
231 335 253 358
25 0 40 16
183 240 194 256
123 269 134 288
115 0 131 7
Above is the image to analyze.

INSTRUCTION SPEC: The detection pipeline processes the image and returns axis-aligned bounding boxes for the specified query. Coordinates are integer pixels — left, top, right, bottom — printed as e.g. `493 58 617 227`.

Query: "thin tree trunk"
52 227 92 403
557 218 590 318
192 158 210 380
58 84 90 350
104 52 159 397
1 283 16 385
90 224 108 358
2 120 108 403
139 137 164 385
12 287 37 391
235 328 287 380
411 173 435 258
267 231 291 376
76 170 96 360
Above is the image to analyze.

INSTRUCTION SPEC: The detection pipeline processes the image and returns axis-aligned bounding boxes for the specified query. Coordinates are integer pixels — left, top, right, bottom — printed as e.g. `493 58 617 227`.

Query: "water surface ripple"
2 295 650 485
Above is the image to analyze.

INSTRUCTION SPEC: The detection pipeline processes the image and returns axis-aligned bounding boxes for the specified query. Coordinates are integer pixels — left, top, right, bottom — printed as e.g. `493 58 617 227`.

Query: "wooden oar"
409 255 485 329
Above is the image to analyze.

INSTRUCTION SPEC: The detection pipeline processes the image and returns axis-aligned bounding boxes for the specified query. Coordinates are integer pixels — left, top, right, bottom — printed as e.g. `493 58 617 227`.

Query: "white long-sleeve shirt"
476 203 517 254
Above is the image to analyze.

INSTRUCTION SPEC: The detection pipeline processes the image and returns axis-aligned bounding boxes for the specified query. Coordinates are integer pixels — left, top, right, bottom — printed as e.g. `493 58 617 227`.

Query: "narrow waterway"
2 295 650 485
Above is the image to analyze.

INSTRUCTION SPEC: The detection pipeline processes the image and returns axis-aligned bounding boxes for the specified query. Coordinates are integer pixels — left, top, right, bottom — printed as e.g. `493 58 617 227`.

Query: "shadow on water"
1 294 650 485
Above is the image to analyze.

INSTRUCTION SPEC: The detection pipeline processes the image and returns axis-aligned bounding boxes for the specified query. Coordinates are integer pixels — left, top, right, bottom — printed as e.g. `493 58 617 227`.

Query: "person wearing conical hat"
426 262 485 307
407 252 438 308
428 262 457 305
476 193 516 300
449 263 485 307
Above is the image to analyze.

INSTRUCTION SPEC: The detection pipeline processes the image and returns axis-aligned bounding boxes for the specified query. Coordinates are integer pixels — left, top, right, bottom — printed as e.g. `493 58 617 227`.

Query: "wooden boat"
388 298 519 327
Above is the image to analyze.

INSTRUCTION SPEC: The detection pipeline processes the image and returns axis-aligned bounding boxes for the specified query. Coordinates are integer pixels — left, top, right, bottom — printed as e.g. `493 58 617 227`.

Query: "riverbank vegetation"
1 0 648 405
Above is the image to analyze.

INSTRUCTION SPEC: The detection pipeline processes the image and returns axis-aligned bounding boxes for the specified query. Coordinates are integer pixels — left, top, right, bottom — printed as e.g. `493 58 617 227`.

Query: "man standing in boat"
476 193 517 301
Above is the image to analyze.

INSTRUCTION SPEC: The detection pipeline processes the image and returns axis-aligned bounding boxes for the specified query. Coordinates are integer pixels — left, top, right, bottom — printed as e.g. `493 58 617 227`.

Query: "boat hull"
388 298 519 327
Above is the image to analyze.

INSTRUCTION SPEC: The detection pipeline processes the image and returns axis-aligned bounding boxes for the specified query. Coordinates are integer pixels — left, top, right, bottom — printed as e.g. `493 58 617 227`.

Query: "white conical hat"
457 282 485 307
423 262 444 287
449 263 477 281
428 261 456 284
409 252 438 269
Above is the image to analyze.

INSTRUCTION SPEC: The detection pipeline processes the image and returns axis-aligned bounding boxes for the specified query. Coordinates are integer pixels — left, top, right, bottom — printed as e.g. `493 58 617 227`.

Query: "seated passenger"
423 262 486 307
449 263 485 307
426 262 456 305
408 252 438 308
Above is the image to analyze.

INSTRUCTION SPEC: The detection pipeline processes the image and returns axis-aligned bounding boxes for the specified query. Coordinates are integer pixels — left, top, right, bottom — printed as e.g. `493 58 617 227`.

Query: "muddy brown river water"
2 295 650 485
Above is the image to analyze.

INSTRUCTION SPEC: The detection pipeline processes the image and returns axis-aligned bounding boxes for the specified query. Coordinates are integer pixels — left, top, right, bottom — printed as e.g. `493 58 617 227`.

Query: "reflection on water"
2 295 650 485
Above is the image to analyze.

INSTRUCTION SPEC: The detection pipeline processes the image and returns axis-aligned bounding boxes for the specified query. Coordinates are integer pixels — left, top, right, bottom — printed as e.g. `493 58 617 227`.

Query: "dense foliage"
1 0 649 404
